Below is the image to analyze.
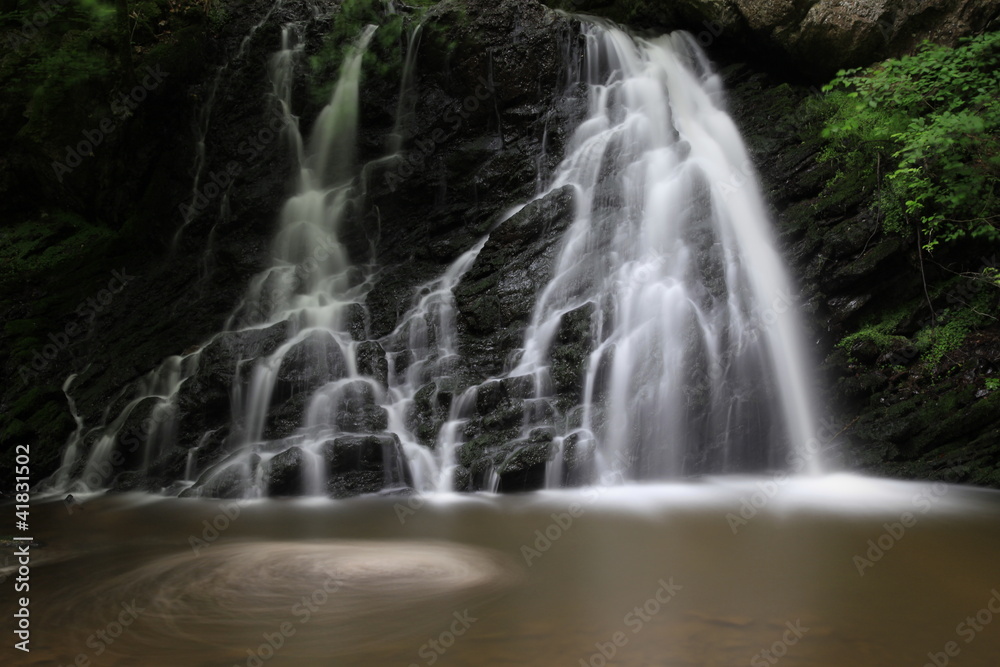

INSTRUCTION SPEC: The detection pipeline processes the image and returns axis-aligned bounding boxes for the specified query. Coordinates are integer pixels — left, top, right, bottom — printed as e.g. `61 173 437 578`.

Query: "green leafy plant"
309 0 452 103
310 0 401 101
821 33 1000 251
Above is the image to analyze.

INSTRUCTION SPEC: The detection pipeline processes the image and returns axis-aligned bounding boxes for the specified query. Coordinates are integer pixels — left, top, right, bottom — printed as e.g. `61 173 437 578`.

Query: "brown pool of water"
4 475 1000 666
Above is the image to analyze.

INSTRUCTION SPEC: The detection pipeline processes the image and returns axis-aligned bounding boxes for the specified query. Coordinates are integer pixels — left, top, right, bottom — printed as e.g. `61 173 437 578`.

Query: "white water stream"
52 16 821 498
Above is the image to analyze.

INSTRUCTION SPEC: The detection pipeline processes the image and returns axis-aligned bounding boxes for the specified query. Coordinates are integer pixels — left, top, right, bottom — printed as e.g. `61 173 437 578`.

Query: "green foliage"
0 211 115 288
837 299 915 362
21 28 115 139
821 33 1000 251
984 266 1000 287
310 0 396 101
839 287 996 373
986 378 1000 391
914 315 971 367
5 0 199 143
309 0 450 103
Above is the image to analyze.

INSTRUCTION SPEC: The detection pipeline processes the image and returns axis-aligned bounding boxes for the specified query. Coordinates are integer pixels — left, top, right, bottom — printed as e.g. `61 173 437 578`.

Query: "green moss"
0 212 116 289
914 291 995 367
839 326 907 358
3 319 41 337
837 298 916 362
0 419 29 444
6 387 48 422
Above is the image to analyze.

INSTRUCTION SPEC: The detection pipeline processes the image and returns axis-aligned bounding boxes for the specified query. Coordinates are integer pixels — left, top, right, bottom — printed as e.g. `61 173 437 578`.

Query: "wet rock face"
549 303 595 407
259 435 411 497
455 186 577 379
266 445 307 496
455 375 536 489
322 434 412 498
274 331 349 404
779 0 999 74
544 0 1000 76
408 382 448 448
358 0 581 341
175 322 291 449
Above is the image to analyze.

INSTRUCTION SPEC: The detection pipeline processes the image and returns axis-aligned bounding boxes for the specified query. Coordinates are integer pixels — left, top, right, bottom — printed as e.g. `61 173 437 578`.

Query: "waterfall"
381 238 490 492
197 24 386 496
52 374 85 490
49 14 822 499
504 22 822 481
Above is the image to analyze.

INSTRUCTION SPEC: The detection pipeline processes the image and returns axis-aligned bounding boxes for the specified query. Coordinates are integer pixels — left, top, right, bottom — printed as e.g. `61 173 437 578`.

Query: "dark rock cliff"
544 0 999 77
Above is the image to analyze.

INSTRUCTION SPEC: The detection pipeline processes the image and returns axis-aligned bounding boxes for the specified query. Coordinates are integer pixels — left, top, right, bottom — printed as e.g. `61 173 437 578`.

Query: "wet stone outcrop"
455 185 577 379
545 0 1000 77
258 434 411 497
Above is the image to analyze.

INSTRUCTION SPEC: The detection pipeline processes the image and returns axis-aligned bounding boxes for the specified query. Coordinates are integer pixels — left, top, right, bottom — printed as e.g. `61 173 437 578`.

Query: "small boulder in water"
321 434 412 498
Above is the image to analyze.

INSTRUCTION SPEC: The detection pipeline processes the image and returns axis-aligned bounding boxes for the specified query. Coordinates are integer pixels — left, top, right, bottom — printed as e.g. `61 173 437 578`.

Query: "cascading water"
497 22 823 482
198 23 392 496
381 237 489 492
196 18 491 496
49 13 822 499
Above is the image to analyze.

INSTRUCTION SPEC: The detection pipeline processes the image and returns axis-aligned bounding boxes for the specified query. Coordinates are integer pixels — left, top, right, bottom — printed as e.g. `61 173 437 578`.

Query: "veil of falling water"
51 16 822 499
507 22 822 480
